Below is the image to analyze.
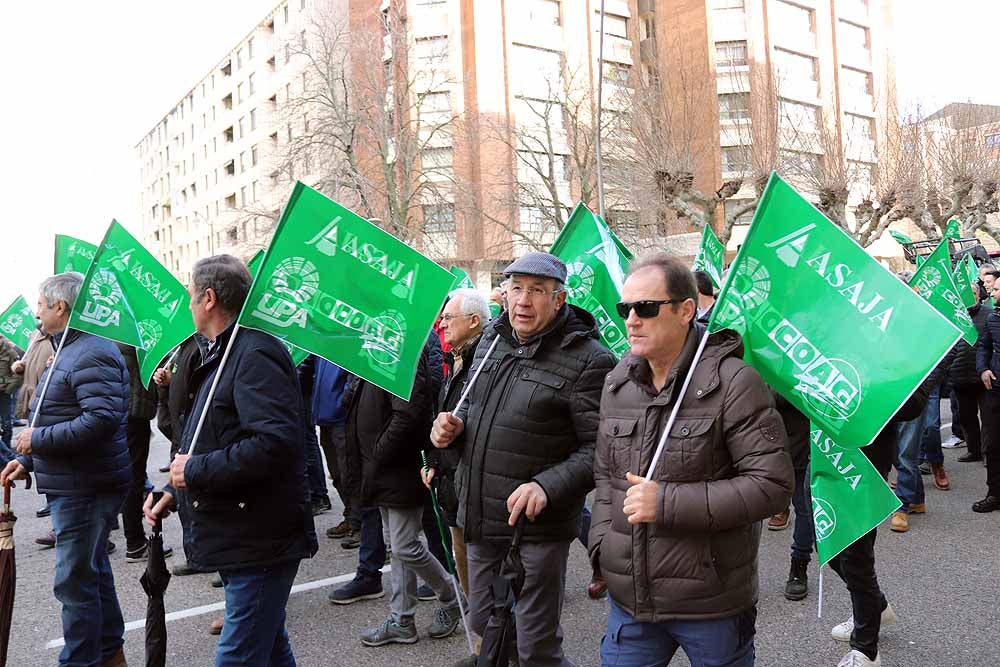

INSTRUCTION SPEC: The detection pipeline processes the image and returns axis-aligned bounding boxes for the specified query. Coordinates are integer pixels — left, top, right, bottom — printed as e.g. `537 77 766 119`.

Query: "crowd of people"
0 248 997 667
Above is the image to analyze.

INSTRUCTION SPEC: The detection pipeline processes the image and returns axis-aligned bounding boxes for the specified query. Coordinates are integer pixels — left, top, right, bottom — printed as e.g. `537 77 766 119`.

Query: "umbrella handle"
2 481 9 512
152 491 164 534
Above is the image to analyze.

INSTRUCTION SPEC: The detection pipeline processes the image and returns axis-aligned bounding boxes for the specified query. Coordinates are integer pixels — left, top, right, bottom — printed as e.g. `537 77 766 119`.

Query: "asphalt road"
5 415 999 667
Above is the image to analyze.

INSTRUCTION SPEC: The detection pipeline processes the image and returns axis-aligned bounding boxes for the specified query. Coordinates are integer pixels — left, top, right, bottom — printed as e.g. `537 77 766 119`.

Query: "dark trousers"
949 388 964 439
953 384 986 457
319 424 358 527
790 465 815 562
982 390 1000 497
122 417 151 552
0 393 13 463
358 506 387 582
422 493 451 571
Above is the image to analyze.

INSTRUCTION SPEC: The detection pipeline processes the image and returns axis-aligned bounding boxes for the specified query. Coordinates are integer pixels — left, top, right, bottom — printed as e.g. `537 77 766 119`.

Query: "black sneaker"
784 558 808 601
36 504 51 518
416 584 436 601
340 531 361 550
919 462 932 475
126 544 174 563
171 561 204 576
312 496 332 516
106 541 117 555
958 453 982 463
330 576 385 605
973 495 1000 513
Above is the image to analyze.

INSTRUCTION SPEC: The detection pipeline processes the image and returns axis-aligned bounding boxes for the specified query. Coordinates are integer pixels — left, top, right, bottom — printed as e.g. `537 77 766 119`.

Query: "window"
602 62 631 86
252 180 259 202
713 0 744 8
240 152 247 172
252 145 259 166
422 147 454 176
774 48 817 85
715 41 748 68
238 83 245 104
223 93 233 110
283 4 289 24
224 160 235 176
238 117 245 138
779 149 823 176
251 109 258 131
779 100 819 133
772 1 814 35
237 48 243 71
300 0 306 9
248 37 254 60
519 207 553 236
249 74 256 96
718 93 749 122
839 21 869 59
415 36 448 66
300 30 307 51
720 146 749 173
419 91 452 127
423 204 456 234
224 126 234 143
510 45 564 98
841 67 872 98
520 0 560 26
241 186 248 206
225 193 237 209
603 14 628 38
285 43 291 64
845 113 874 143
987 133 1000 148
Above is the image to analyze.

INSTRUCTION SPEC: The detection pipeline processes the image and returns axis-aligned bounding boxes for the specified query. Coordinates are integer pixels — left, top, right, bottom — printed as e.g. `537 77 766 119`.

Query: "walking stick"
421 451 475 656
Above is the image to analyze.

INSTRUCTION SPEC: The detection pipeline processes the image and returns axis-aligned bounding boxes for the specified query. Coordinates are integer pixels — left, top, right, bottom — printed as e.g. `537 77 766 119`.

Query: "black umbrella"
477 515 527 667
0 481 21 667
140 492 170 667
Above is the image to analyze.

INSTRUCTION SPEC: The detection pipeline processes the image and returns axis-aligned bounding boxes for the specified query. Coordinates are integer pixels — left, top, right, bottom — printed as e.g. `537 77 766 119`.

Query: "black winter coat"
345 332 442 509
156 336 203 448
117 344 158 421
19 330 131 496
171 324 317 572
950 304 989 387
976 306 1000 391
454 304 616 545
774 393 809 470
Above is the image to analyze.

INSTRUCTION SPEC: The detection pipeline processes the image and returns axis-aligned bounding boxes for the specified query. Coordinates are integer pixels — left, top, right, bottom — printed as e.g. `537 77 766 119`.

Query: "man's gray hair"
192 255 252 314
449 288 491 323
40 272 84 309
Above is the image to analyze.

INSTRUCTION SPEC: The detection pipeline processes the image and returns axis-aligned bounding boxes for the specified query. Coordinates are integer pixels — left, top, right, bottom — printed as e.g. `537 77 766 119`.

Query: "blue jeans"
217 559 301 667
358 506 386 581
895 415 925 506
601 599 756 667
49 491 127 667
578 504 592 549
920 385 944 465
791 465 815 562
0 392 13 462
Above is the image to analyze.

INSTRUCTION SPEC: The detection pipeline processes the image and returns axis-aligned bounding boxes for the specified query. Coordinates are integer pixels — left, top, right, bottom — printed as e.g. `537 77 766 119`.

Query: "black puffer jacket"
952 304 989 387
156 336 204 448
117 344 158 421
454 304 616 544
346 332 443 509
976 307 1000 391
18 330 131 496
774 392 809 470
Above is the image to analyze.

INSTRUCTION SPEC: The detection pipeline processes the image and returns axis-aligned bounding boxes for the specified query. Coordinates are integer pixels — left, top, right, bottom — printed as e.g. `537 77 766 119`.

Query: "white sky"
1 0 998 311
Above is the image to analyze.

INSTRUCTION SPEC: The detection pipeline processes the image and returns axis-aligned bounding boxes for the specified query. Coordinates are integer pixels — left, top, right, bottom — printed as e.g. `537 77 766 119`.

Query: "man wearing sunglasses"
589 253 793 667
431 252 616 666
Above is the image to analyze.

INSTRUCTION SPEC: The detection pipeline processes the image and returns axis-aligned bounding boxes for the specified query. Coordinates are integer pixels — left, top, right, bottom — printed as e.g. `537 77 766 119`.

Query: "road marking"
45 566 389 650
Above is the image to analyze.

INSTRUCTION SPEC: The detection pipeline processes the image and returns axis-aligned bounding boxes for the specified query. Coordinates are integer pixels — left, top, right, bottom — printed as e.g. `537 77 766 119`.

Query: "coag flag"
945 218 961 240
952 254 978 309
692 223 726 289
549 203 633 358
0 297 36 351
68 221 195 387
708 173 962 448
809 425 901 567
909 239 978 346
449 266 475 290
238 182 455 400
54 235 98 274
888 229 912 245
247 251 309 367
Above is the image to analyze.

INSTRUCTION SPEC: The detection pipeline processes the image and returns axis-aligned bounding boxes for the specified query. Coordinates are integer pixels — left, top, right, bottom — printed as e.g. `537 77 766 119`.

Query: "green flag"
68 221 196 387
0 296 36 351
549 203 633 358
945 218 961 240
887 229 912 245
692 223 726 289
809 425 901 567
54 235 98 274
709 173 962 447
952 255 978 309
449 266 475 290
909 239 978 346
247 250 309 367
238 182 455 400
963 254 979 288
489 302 502 319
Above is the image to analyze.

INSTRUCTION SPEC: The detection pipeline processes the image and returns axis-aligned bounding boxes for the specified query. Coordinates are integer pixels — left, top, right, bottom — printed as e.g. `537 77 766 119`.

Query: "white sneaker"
831 603 896 641
837 649 881 667
941 435 965 448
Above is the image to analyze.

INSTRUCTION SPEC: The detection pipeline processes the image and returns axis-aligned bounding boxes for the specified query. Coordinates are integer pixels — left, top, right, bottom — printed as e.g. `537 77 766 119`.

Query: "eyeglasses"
615 299 682 319
508 285 563 300
440 313 474 323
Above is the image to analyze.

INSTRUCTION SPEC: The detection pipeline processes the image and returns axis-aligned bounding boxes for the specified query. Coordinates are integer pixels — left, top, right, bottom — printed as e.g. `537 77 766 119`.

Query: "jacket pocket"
602 417 638 479
665 417 716 481
512 368 567 426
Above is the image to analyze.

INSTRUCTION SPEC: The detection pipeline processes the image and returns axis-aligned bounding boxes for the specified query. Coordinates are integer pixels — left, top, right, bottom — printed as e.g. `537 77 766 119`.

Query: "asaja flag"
238 182 455 400
0 296 36 351
549 203 633 358
962 254 979 288
945 218 961 240
709 173 962 447
69 221 195 387
888 229 912 245
909 239 978 346
247 251 309 367
692 223 726 289
449 266 475 290
809 425 901 567
54 235 98 274
952 254 978 309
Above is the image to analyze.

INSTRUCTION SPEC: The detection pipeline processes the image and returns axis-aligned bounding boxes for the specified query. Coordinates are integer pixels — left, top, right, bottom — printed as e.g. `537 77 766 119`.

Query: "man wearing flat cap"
432 252 616 666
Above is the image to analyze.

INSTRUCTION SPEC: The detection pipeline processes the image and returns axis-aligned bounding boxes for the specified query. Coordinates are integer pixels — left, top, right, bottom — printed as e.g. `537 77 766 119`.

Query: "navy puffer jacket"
18 330 131 496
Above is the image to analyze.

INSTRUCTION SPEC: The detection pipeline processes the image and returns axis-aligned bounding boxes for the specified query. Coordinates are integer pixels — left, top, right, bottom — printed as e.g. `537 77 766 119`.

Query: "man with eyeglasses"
588 253 793 667
431 252 616 667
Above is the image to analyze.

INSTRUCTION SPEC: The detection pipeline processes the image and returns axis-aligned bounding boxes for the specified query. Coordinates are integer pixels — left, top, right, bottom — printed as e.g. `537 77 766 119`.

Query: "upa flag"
945 218 961 240
549 203 633 358
708 173 962 448
888 229 912 245
238 182 455 400
0 296 36 351
809 425 901 567
247 251 309 367
952 254 978 309
68 221 196 387
449 266 475 290
692 223 726 289
910 239 978 346
54 235 98 274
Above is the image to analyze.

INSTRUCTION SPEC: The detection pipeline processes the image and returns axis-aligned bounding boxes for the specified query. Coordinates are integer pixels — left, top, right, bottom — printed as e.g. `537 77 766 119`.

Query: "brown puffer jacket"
589 322 793 622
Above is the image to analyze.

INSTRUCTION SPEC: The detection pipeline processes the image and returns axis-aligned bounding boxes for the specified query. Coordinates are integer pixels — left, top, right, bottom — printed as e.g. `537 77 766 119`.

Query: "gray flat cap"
504 252 567 283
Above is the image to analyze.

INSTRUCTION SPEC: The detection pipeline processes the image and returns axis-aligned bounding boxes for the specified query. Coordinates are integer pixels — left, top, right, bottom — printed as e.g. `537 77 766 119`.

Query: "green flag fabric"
952 255 978 309
692 223 726 289
909 239 978 346
247 250 309 367
809 425 901 567
238 182 455 400
54 235 98 274
945 218 961 240
887 229 912 245
549 203 633 358
68 221 195 387
963 254 979 288
0 296 36 351
449 266 475 290
708 173 962 448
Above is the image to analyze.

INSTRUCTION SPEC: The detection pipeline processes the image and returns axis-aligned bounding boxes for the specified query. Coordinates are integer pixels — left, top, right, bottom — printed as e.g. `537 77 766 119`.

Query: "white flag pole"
185 324 241 456
450 335 500 416
642 328 711 480
29 330 68 429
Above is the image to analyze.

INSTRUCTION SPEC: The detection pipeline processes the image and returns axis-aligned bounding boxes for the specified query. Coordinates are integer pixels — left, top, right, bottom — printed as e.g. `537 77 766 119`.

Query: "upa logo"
729 257 771 313
251 257 320 329
812 496 837 541
565 262 595 300
138 319 163 351
79 270 123 328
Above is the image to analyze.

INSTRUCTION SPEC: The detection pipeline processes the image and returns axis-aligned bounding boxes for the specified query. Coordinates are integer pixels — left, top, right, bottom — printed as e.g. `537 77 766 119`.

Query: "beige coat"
14 329 54 419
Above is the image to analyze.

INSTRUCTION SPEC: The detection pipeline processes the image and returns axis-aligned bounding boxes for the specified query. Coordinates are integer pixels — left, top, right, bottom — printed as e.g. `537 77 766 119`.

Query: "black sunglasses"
615 299 682 319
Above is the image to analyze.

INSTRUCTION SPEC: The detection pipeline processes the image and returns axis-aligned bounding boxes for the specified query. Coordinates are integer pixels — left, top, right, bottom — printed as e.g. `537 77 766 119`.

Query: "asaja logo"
565 262 595 300
79 269 123 328
138 319 163 351
271 257 321 303
812 496 836 541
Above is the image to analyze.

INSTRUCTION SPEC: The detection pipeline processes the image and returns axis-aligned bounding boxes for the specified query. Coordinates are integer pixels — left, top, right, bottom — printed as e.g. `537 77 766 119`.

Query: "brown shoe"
586 571 607 600
908 502 927 514
209 616 224 635
890 511 909 533
767 508 790 531
931 463 950 490
36 530 56 548
100 648 127 667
